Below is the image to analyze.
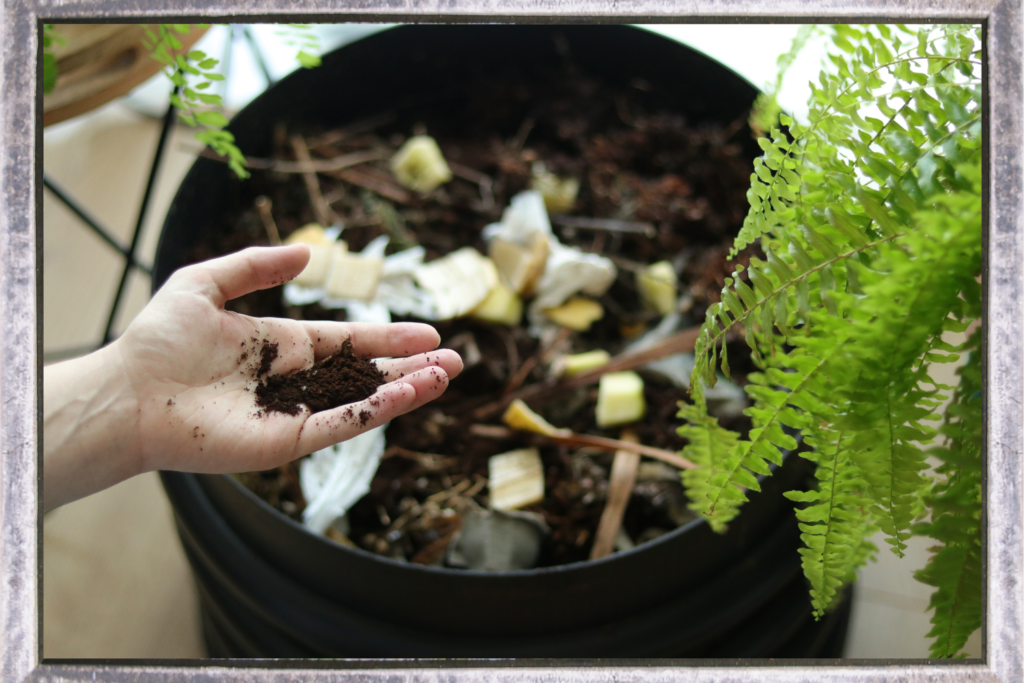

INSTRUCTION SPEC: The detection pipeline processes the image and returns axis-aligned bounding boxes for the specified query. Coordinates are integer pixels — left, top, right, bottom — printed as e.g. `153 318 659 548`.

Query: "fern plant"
679 23 983 657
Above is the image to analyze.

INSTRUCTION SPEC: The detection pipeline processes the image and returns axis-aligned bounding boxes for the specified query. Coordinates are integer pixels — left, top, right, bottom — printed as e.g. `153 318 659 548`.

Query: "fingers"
295 365 450 456
375 349 463 382
300 321 441 360
174 245 311 307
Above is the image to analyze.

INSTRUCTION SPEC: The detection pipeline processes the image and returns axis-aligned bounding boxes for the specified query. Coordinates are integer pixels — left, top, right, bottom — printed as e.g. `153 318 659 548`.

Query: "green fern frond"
677 402 743 532
677 23 982 621
785 428 878 617
914 327 983 658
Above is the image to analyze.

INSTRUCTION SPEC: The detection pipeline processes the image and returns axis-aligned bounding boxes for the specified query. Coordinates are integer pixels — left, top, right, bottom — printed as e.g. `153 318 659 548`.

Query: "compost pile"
199 53 759 568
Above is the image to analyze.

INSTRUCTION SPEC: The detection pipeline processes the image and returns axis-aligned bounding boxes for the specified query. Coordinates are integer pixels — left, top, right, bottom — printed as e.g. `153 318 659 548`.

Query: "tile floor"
42 96 981 663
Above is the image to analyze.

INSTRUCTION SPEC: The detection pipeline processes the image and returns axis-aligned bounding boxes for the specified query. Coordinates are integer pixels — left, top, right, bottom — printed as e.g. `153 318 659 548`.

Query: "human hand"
43 244 462 509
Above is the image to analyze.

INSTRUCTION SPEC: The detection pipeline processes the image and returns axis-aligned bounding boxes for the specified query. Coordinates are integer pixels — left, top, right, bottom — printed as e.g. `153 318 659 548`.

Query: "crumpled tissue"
300 425 387 535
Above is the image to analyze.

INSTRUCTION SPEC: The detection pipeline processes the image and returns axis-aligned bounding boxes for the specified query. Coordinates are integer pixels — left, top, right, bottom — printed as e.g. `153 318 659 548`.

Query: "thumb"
171 244 310 307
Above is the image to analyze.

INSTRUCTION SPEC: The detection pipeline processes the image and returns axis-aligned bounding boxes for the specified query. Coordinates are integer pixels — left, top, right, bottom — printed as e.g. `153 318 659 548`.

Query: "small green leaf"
296 50 321 68
196 110 229 127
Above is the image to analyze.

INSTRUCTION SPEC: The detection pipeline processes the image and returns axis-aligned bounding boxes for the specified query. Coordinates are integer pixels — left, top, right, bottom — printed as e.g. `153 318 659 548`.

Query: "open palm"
115 244 461 475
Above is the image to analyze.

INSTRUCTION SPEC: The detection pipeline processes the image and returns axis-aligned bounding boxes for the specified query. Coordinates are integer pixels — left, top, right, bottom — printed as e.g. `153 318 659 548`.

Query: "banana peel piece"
502 399 571 438
325 247 384 301
413 247 498 320
596 371 647 428
471 278 523 327
637 260 678 316
552 349 611 378
285 223 333 247
488 448 545 511
488 234 548 297
390 135 452 193
530 163 579 214
543 296 604 331
286 224 345 289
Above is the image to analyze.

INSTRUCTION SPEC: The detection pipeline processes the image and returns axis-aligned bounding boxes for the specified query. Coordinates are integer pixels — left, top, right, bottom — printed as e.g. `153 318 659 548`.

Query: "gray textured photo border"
2 1 1020 681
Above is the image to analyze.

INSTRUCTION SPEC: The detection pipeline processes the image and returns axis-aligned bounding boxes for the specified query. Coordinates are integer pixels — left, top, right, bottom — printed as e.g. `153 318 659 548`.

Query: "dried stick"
382 445 459 471
469 424 695 470
508 116 535 154
307 112 396 148
449 162 496 211
547 432 694 470
590 429 641 560
551 215 657 238
291 134 335 227
193 146 386 174
254 196 281 246
329 167 413 204
503 355 538 396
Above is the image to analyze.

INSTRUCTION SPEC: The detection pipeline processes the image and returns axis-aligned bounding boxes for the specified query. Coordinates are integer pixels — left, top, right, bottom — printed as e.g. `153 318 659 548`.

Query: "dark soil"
255 340 279 378
191 42 762 567
254 339 386 416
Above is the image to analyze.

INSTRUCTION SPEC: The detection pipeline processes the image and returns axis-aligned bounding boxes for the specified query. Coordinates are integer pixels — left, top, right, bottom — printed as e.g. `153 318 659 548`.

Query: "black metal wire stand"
42 25 277 362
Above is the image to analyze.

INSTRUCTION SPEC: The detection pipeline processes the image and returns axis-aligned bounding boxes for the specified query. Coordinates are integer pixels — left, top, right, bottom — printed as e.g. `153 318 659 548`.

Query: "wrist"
43 341 142 510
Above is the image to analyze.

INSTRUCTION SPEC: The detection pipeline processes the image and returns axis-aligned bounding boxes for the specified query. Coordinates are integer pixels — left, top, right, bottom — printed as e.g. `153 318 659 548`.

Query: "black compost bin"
155 23 851 658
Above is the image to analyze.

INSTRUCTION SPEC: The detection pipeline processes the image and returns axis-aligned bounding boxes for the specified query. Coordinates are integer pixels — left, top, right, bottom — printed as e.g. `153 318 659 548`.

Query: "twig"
548 433 694 470
254 196 281 246
382 445 459 471
193 146 387 174
607 254 654 274
469 424 513 440
386 478 472 536
329 167 413 204
472 325 702 420
291 134 335 227
469 424 695 470
551 215 656 238
307 112 396 148
504 355 538 396
590 429 641 560
509 116 535 154
503 326 568 396
490 326 519 382
449 162 496 211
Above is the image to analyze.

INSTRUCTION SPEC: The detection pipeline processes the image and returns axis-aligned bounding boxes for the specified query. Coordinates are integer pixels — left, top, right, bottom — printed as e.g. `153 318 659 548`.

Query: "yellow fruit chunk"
285 223 333 247
596 371 646 428
286 224 344 288
414 247 497 319
502 399 571 438
489 448 545 510
390 136 452 193
290 244 334 288
488 234 548 297
471 278 523 327
530 165 580 215
637 260 678 316
325 248 384 301
543 296 604 331
553 349 611 378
